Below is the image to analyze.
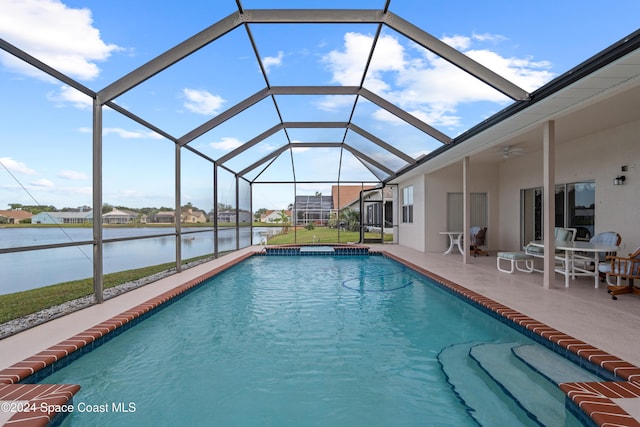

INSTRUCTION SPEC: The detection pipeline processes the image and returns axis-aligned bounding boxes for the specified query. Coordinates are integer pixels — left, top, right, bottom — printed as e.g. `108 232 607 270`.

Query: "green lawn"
266 226 392 245
0 254 214 325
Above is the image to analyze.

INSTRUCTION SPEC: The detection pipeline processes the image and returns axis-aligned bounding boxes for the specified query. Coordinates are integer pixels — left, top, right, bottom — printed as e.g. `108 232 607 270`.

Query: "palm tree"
340 208 360 232
275 209 290 234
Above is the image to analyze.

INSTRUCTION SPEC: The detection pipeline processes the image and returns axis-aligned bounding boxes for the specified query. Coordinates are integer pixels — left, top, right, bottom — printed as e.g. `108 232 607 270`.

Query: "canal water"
0 227 280 295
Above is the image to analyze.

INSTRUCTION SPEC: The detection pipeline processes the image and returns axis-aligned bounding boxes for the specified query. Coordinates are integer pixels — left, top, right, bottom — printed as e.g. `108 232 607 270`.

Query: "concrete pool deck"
1 244 640 425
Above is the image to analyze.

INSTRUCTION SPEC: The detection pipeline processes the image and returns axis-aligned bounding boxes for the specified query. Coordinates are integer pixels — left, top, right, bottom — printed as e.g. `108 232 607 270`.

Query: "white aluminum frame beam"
342 145 394 177
359 88 452 143
238 144 290 177
384 12 529 101
97 9 528 104
98 13 241 103
348 124 415 165
179 88 270 146
217 124 283 164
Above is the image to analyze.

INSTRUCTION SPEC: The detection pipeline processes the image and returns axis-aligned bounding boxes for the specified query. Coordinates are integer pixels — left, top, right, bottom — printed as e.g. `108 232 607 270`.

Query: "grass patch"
266 226 392 245
0 254 213 324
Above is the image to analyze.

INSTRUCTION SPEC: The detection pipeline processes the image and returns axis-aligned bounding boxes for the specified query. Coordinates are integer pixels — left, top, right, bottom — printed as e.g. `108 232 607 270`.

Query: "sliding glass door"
521 181 594 246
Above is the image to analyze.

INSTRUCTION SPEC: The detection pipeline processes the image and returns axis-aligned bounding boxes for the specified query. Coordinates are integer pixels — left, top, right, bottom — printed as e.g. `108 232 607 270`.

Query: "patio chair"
574 226 592 242
598 247 640 300
470 226 488 257
573 231 621 277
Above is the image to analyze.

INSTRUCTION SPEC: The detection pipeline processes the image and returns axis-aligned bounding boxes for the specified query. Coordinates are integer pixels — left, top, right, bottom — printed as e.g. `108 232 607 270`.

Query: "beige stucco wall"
397 174 426 251
422 162 499 253
397 118 640 254
498 118 640 253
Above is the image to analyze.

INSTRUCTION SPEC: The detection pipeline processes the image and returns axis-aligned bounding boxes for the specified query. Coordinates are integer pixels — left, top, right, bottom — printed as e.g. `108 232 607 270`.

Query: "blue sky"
1 0 639 212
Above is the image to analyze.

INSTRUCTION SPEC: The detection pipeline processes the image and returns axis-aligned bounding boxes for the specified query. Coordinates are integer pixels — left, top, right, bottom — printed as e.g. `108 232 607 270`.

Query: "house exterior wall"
418 161 499 253
31 212 93 224
0 210 33 224
262 210 291 223
396 118 640 255
397 174 425 251
497 118 640 253
31 212 63 225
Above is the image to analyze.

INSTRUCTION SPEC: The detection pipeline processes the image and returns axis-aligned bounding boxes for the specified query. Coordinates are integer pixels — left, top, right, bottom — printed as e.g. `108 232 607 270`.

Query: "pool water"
43 255 589 426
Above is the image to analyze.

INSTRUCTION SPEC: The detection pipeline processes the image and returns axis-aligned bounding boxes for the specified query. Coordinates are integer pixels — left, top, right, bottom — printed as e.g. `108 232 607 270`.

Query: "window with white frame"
402 185 413 223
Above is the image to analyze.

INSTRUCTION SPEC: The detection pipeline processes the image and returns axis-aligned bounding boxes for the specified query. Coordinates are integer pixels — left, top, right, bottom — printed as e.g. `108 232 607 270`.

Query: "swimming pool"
32 253 600 426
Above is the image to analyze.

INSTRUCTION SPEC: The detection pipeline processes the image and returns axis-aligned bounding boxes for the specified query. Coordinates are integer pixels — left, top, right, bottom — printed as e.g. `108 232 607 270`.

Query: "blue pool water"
41 255 593 426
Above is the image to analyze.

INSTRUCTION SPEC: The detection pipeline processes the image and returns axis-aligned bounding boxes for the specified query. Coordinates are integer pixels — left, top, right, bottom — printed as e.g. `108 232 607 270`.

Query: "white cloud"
323 32 376 85
58 170 89 180
441 35 472 51
103 127 163 139
262 51 284 74
30 178 54 188
466 49 553 92
291 146 310 153
209 137 243 151
0 157 36 175
0 0 121 81
472 32 508 43
47 85 93 109
315 95 354 112
183 88 225 115
323 31 554 129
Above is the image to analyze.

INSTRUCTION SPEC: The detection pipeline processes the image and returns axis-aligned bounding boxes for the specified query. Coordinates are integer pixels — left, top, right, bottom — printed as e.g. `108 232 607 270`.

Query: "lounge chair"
524 227 576 272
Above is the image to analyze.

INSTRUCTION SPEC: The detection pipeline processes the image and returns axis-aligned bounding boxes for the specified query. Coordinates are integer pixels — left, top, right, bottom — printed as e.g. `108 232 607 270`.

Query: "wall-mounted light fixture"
614 175 626 185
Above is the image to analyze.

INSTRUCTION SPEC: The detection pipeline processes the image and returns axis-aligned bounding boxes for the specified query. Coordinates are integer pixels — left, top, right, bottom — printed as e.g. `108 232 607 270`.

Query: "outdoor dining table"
440 231 464 255
528 240 619 288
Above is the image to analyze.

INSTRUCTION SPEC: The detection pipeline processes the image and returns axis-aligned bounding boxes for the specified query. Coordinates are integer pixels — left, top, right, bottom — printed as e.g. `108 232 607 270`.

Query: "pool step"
469 342 567 426
512 344 602 385
439 342 593 426
438 342 539 426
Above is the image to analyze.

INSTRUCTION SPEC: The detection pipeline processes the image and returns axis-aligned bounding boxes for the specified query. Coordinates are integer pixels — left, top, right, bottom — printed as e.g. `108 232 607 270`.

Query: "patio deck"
1 244 639 424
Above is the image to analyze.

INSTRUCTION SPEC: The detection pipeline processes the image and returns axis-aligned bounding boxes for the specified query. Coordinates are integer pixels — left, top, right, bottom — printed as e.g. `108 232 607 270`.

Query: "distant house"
260 209 292 224
102 208 139 224
0 209 33 224
152 211 175 223
32 210 93 225
335 186 394 233
181 208 207 224
331 185 375 211
294 194 333 225
217 210 252 224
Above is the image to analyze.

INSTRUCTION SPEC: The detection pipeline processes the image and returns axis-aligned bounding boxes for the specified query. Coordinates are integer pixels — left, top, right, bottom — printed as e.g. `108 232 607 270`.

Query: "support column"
175 144 182 272
542 121 556 289
249 180 253 245
235 174 240 250
92 99 104 303
463 156 470 264
213 165 218 258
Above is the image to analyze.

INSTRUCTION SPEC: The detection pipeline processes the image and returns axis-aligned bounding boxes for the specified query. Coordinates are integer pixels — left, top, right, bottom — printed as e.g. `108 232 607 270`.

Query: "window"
402 186 413 223
567 182 595 240
521 181 595 245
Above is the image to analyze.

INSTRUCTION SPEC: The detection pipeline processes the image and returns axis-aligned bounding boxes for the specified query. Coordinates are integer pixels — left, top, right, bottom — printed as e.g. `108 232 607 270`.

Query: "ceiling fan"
500 145 526 160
